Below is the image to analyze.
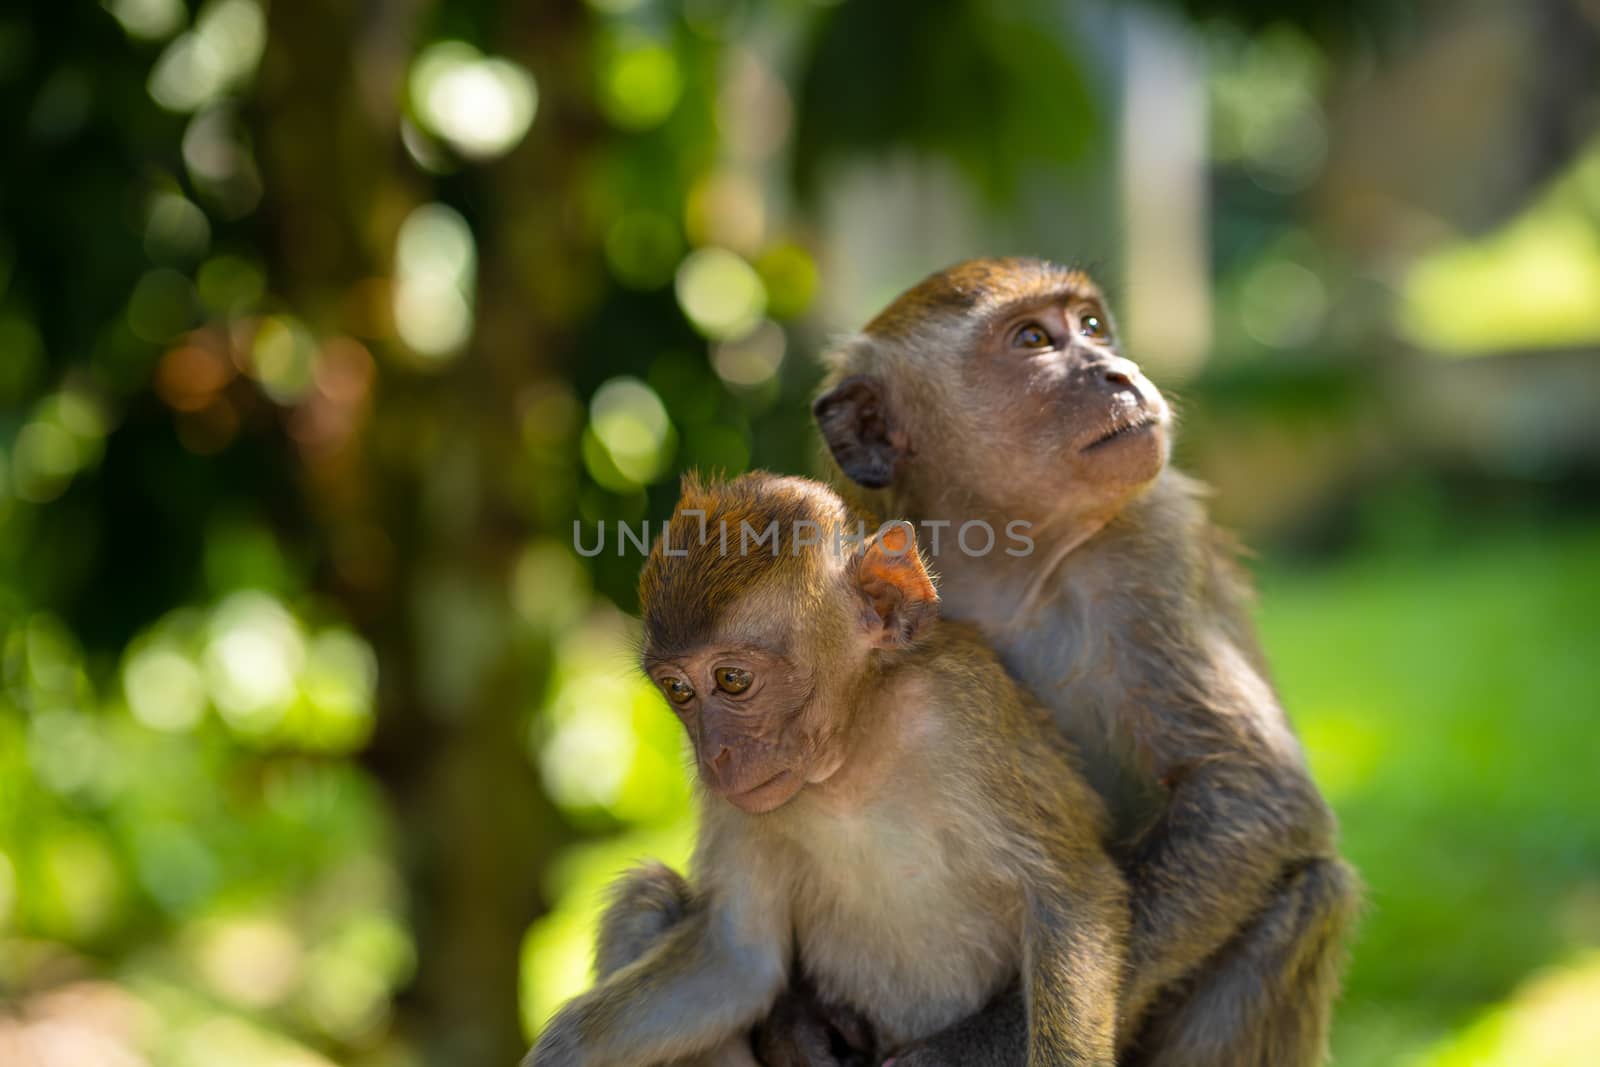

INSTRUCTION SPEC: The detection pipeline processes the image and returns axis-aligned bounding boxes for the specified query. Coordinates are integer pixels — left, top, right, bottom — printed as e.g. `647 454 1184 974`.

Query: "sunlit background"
1 0 1597 1064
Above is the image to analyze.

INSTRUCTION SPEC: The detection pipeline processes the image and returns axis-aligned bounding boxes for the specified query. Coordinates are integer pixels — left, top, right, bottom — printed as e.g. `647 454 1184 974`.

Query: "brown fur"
863 258 1098 342
525 473 1129 1067
810 259 1359 1067
640 474 847 659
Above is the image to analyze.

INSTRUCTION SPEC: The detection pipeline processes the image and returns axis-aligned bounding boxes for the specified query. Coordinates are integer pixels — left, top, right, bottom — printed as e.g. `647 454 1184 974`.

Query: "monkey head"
814 258 1171 539
638 473 937 815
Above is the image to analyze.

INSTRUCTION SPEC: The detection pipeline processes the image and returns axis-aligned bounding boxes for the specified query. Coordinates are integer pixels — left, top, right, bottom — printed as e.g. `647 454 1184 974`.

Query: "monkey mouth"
721 769 800 814
1082 412 1159 452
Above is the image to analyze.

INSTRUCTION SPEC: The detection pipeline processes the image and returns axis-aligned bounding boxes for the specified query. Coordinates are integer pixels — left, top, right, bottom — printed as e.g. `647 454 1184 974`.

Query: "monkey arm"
1118 749 1337 1034
891 869 1125 1067
1020 858 1128 1067
526 895 788 1067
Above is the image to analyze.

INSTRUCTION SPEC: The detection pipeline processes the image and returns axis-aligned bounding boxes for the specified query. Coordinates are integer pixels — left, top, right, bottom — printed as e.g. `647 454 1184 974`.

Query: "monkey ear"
855 522 938 648
812 374 904 489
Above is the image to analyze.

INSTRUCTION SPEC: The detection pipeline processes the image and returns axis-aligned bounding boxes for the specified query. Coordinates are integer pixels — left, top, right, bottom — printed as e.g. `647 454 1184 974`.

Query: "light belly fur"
784 805 1022 1048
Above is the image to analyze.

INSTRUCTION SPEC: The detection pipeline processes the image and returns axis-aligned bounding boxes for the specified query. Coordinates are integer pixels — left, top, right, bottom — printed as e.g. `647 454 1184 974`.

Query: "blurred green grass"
1257 523 1600 1065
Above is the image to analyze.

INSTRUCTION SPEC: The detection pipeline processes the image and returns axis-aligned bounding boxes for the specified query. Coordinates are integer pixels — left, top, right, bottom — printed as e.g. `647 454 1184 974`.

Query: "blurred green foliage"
1 0 1597 1065
1260 526 1600 1065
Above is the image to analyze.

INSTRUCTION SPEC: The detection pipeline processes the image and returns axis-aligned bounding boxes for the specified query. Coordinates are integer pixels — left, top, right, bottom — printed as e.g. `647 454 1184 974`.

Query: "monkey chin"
1074 412 1171 492
1076 400 1169 455
721 769 805 815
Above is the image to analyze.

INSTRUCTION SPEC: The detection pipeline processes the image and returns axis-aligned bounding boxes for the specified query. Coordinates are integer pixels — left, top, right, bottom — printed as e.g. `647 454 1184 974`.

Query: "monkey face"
648 644 823 814
639 475 939 816
958 294 1171 516
815 260 1171 533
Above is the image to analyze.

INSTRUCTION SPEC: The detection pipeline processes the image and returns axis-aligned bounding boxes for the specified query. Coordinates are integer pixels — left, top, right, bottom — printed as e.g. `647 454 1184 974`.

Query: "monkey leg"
1126 857 1360 1067
590 862 760 1067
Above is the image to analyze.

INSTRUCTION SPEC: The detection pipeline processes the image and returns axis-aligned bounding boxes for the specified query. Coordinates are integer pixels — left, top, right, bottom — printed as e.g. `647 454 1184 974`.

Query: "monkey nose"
1101 356 1141 388
705 746 740 790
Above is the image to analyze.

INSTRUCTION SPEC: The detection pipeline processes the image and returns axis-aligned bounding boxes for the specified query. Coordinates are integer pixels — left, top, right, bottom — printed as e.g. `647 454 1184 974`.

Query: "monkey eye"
714 667 753 695
1011 322 1053 349
662 677 695 704
1078 311 1111 342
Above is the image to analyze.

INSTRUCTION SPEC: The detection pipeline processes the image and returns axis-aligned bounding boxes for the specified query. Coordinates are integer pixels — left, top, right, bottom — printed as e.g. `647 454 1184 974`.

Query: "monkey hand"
751 982 877 1067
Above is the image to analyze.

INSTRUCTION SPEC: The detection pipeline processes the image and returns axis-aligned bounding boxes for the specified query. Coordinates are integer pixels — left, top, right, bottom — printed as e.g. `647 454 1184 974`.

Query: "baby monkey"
525 473 1127 1067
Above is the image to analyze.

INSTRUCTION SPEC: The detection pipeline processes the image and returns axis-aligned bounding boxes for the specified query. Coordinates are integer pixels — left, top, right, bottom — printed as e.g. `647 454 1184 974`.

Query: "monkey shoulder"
900 622 1110 838
906 621 1022 699
916 622 1076 732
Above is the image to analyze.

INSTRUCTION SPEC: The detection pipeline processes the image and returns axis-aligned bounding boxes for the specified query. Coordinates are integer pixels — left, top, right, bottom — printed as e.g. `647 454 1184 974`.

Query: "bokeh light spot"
674 247 766 341
250 315 317 403
599 41 682 130
393 203 476 361
585 377 674 489
686 171 765 252
39 828 122 940
190 913 304 1009
711 318 785 387
409 42 538 160
755 242 818 320
105 0 186 40
145 191 212 263
1239 259 1326 349
12 421 79 503
196 255 264 315
124 644 207 731
157 340 235 413
540 698 637 811
717 47 792 161
183 105 263 216
147 0 265 113
301 916 414 1040
203 591 305 738
298 629 378 752
10 390 106 503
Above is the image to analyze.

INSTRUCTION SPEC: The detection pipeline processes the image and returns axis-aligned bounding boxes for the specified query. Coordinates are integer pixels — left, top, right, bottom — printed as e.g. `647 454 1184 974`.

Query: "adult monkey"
810 258 1359 1067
